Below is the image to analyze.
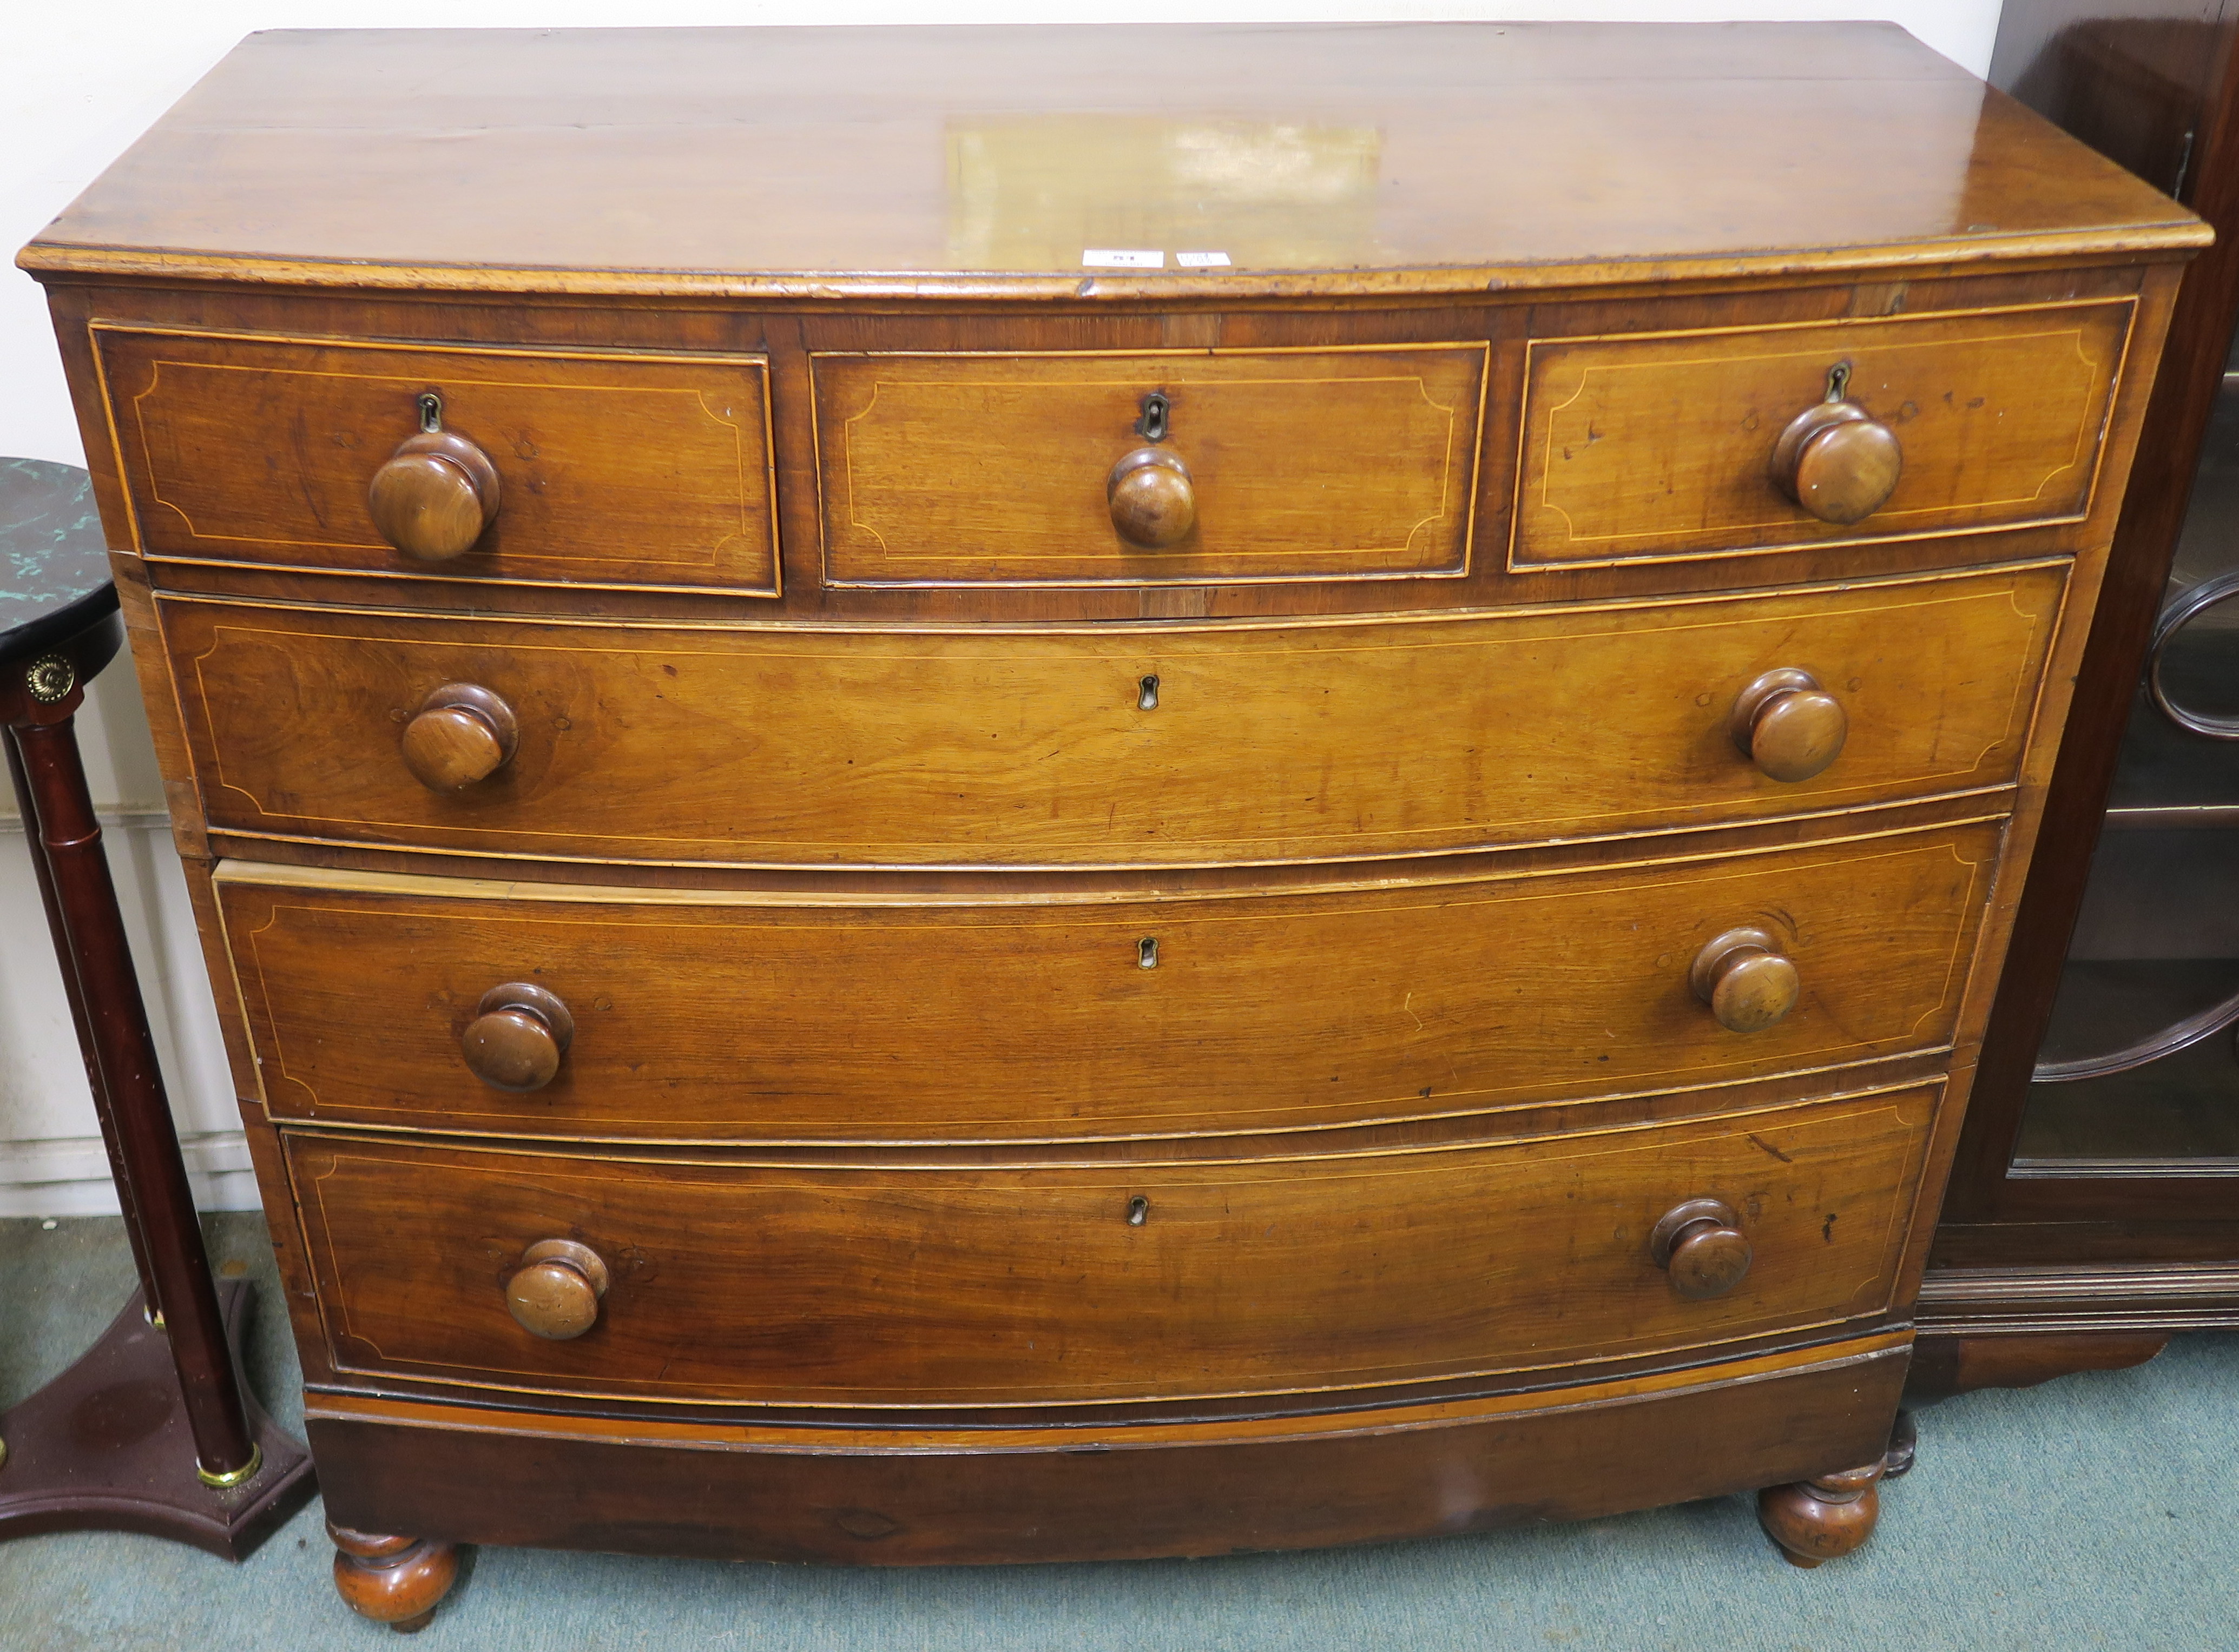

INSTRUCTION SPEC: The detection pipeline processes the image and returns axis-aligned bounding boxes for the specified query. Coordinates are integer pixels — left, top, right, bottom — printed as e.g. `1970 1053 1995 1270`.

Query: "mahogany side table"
0 456 312 1558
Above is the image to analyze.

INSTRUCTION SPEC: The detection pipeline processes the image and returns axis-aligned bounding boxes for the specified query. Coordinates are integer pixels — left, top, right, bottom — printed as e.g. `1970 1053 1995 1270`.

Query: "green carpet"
1 1214 2230 1650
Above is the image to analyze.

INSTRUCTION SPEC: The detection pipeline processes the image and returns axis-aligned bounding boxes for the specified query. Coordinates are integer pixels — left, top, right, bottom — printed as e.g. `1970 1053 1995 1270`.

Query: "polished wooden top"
19 23 2207 300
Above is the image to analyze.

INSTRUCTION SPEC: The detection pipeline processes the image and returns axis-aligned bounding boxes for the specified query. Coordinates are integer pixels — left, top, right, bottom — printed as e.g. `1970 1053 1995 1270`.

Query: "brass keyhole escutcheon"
1136 391 1171 442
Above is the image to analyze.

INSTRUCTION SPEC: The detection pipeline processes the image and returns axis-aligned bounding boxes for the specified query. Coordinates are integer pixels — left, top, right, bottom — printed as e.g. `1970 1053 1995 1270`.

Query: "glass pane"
2020 825 2239 1163
2023 309 2239 1165
2020 1028 2239 1161
2106 362 2239 812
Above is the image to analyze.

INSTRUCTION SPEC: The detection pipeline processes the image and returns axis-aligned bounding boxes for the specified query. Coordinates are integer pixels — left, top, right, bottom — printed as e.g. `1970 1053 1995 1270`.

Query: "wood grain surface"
305 1337 1909 1562
95 327 779 596
1514 301 2132 568
19 25 2202 297
813 345 1484 583
219 821 1996 1142
283 1089 1932 1406
38 267 2178 631
162 566 2060 869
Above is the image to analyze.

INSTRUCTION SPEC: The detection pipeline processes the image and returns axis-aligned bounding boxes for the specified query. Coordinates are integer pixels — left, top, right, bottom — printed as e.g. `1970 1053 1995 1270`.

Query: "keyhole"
1137 392 1170 442
1137 937 1159 969
1138 675 1160 711
1126 1195 1150 1226
1824 362 1852 404
417 391 444 433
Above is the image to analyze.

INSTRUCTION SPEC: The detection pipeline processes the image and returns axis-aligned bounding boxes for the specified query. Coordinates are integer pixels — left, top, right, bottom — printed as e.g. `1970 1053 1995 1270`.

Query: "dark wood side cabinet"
1922 2 2239 1390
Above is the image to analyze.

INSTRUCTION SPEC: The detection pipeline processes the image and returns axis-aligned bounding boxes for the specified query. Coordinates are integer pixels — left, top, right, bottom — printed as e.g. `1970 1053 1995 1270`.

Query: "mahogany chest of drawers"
19 21 2204 1625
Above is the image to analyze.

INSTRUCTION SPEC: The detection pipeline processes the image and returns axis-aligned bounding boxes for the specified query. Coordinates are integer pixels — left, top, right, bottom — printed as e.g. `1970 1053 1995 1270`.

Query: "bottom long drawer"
288 1085 1933 1408
306 1334 1911 1564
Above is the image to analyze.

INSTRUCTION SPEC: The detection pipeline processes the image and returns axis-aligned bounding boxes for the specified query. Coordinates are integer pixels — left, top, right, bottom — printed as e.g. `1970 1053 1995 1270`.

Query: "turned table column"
0 457 312 1557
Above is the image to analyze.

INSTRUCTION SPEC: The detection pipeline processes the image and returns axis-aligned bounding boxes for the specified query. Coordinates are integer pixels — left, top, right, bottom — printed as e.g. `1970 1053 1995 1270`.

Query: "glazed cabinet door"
2010 321 2239 1184
1946 2 2239 1235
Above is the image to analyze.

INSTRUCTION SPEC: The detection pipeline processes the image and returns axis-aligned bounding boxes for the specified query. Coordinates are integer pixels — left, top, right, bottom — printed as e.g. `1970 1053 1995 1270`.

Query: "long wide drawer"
219 821 1996 1142
166 565 2059 869
285 1088 1933 1407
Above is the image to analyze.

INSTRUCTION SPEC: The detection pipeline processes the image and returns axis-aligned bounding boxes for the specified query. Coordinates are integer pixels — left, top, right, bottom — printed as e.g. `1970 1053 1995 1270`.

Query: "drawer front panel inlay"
220 822 1996 1141
1513 302 2132 568
95 327 780 595
166 566 2061 868
288 1089 1933 1405
812 345 1486 583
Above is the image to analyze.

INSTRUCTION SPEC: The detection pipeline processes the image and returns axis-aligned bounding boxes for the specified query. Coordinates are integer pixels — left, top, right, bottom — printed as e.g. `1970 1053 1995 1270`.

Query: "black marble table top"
0 457 116 664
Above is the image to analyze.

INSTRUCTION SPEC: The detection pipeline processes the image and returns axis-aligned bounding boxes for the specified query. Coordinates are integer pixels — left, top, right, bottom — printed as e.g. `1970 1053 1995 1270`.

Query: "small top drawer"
93 327 779 597
812 345 1486 584
1512 300 2132 569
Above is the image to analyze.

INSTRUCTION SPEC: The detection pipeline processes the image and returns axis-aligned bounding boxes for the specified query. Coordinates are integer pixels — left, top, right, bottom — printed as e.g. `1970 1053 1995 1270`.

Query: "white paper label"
1175 251 1232 268
1082 248 1164 268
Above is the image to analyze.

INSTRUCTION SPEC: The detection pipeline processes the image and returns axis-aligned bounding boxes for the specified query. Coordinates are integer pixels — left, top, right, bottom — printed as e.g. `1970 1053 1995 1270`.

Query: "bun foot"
1757 1460 1883 1568
330 1521 460 1631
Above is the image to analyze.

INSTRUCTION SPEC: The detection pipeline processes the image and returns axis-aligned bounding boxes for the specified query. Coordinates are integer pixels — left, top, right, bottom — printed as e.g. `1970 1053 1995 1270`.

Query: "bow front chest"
20 21 2204 1622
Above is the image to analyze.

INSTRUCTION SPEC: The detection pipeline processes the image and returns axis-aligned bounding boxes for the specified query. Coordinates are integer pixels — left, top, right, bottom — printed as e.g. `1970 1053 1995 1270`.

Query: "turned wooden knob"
1649 1197 1754 1299
504 1237 609 1340
367 428 501 561
1108 448 1196 547
460 982 574 1092
1690 926 1800 1034
1730 668 1848 782
400 682 517 791
1770 390 1902 525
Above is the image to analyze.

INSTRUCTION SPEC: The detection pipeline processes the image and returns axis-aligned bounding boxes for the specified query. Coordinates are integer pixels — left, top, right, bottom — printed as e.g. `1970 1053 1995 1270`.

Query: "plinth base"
0 1279 315 1559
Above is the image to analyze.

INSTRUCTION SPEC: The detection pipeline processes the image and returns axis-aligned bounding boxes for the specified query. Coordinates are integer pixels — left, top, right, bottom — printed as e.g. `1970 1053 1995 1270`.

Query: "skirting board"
0 1128 259 1217
1917 1261 2239 1333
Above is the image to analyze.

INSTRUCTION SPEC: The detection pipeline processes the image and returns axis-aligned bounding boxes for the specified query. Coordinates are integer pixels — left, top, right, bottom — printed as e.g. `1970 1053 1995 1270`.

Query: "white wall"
0 1 2005 1214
